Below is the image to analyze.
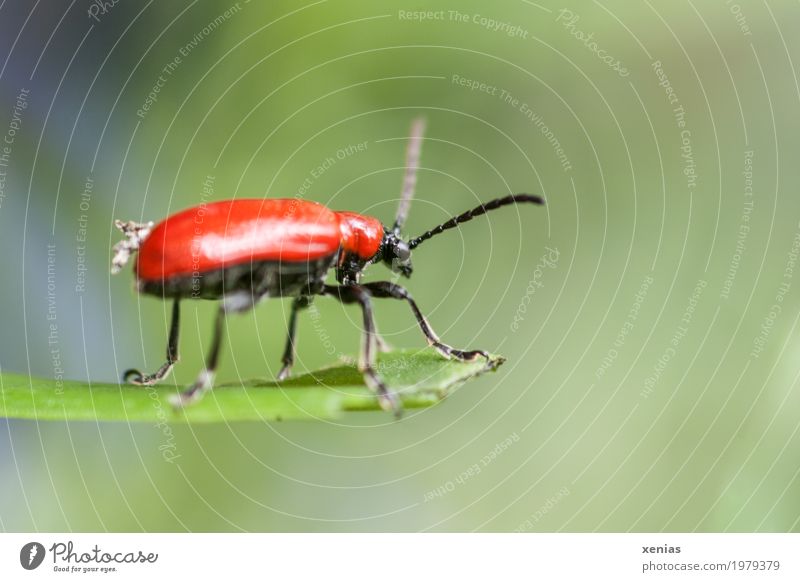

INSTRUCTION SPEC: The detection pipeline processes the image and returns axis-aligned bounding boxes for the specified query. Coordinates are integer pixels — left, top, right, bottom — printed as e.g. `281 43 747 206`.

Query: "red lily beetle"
111 119 544 415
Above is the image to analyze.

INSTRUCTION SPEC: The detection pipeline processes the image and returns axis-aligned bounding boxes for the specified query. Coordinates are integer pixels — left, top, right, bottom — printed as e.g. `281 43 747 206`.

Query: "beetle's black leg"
362 281 490 362
374 328 392 353
170 305 226 407
124 298 181 385
322 284 401 417
277 296 311 381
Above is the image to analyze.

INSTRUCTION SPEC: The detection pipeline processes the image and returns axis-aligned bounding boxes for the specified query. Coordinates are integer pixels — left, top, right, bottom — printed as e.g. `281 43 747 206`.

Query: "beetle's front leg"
362 281 490 362
124 298 181 386
322 284 401 417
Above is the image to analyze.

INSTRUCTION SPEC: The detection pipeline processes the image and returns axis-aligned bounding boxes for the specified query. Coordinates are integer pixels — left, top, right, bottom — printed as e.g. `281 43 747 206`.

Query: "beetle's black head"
373 119 545 282
380 229 413 278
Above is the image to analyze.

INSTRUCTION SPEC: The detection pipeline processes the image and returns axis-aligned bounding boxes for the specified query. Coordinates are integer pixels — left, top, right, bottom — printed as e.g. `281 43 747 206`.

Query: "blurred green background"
1 0 800 531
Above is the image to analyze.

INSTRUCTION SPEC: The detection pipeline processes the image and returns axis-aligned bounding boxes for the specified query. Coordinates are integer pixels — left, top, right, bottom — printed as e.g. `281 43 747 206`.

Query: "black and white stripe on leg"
322 284 401 417
124 297 181 386
362 281 489 361
170 304 226 408
277 295 312 381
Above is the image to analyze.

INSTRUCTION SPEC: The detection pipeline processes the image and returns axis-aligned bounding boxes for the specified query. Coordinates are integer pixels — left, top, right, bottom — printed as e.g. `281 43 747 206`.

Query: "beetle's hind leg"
323 284 402 417
169 290 264 407
362 281 490 362
124 298 180 386
170 304 226 407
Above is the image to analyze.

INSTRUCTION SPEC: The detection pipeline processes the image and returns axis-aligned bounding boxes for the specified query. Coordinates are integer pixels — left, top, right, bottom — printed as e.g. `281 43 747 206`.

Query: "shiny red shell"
136 198 384 282
336 211 385 260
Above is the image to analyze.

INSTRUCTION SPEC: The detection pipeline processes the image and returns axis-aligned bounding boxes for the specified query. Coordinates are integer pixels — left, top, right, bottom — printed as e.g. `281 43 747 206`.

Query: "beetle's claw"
123 368 148 385
169 391 193 409
170 370 214 409
363 368 403 418
380 391 403 419
375 333 392 353
276 365 291 381
169 387 202 409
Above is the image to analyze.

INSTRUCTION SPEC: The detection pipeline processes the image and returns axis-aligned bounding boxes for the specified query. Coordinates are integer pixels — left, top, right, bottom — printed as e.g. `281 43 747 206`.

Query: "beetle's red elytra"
135 199 382 282
112 119 544 416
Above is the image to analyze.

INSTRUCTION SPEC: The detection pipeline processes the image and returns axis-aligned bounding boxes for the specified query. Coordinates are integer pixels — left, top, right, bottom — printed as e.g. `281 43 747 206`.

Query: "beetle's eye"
395 241 411 262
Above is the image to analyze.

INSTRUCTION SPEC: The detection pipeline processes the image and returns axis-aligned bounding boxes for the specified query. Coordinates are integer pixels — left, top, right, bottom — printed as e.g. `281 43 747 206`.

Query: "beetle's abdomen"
136 199 342 282
137 256 336 300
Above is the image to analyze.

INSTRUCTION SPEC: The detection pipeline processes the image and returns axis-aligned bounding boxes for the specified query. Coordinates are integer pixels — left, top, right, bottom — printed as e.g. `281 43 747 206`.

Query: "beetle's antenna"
407 194 544 249
392 117 426 235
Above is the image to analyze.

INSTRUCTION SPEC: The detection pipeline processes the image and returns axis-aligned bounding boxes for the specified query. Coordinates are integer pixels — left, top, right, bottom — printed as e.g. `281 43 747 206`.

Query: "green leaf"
0 349 504 423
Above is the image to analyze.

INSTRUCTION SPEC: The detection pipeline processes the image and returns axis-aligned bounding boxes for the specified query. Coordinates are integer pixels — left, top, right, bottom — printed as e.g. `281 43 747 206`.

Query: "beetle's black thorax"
335 251 369 286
